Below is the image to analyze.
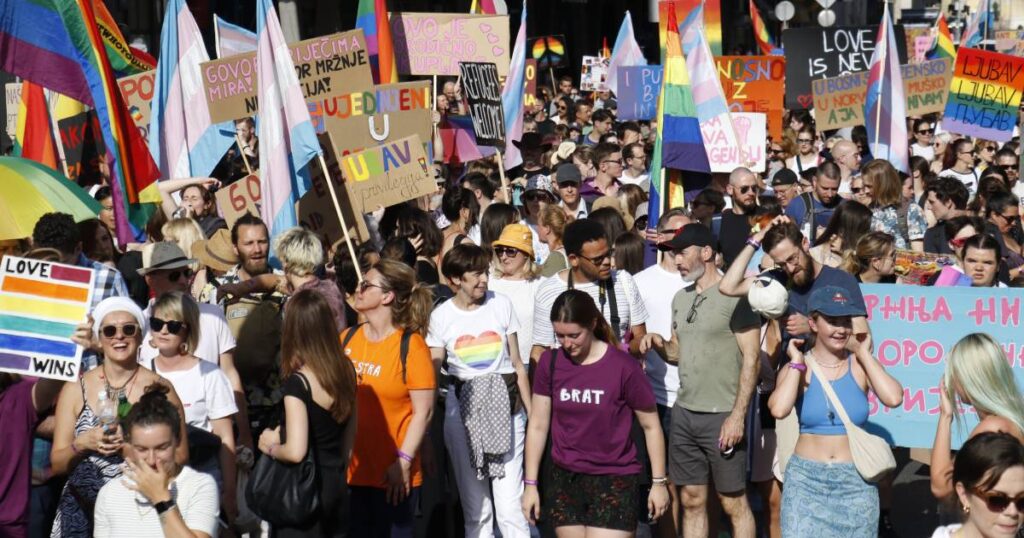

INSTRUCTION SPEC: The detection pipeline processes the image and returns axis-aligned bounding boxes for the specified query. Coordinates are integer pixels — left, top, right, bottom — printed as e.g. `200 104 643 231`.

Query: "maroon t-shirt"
534 345 656 475
0 379 37 534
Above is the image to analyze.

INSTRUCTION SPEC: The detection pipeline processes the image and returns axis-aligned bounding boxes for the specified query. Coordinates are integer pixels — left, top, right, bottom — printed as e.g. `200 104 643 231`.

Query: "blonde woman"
537 205 573 277
488 224 545 365
162 217 206 298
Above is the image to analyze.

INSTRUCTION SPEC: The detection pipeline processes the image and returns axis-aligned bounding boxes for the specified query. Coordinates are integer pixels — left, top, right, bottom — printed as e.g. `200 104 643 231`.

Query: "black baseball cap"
657 223 715 252
555 162 582 185
772 168 798 187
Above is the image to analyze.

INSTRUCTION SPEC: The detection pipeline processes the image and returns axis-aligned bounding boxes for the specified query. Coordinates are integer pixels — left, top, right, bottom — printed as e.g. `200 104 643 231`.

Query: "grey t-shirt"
673 282 760 413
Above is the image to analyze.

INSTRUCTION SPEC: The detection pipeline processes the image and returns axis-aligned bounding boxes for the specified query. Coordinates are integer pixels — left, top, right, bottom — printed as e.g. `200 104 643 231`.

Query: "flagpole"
317 154 363 281
874 3 888 161
234 134 253 174
496 148 511 202
213 15 221 58
43 89 70 179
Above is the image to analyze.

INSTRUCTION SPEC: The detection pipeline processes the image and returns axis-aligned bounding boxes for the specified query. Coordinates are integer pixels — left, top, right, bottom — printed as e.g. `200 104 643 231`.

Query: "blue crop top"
798 364 869 435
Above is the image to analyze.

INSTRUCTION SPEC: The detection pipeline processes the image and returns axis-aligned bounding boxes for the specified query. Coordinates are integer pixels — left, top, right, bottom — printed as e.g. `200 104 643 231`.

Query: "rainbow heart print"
453 331 503 370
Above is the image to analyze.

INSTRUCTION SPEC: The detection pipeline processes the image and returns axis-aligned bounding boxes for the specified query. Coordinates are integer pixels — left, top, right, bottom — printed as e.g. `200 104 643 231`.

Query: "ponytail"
375 259 434 335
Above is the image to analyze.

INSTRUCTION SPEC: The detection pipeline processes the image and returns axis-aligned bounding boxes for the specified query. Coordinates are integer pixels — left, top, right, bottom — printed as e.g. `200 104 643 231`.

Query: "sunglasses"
916 129 934 134
100 324 139 339
149 317 186 334
851 187 864 194
495 246 524 258
358 281 386 293
949 234 978 250
1000 213 1020 223
687 294 707 323
738 185 760 194
577 251 611 267
161 268 192 282
973 488 1024 513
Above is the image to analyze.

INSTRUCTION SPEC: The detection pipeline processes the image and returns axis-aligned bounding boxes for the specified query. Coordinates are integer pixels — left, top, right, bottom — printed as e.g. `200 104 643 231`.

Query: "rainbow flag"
356 0 397 84
470 0 497 14
866 4 909 175
17 81 59 171
927 13 956 60
0 0 161 244
750 0 776 56
95 0 155 76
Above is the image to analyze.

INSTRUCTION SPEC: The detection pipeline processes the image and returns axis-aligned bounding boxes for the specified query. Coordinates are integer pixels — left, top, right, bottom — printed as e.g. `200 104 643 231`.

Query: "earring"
962 505 970 514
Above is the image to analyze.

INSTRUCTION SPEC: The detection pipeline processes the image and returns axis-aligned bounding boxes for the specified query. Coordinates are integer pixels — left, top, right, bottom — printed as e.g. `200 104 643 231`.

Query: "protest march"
4 0 1024 537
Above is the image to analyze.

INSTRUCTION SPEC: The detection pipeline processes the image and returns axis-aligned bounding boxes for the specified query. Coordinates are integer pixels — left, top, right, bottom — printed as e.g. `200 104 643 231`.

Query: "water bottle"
97 389 118 435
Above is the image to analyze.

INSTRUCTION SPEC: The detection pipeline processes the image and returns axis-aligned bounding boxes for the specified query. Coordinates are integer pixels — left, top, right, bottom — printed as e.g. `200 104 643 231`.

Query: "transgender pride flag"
256 0 320 239
149 0 235 180
500 5 527 170
866 3 909 175
606 11 646 96
213 15 256 58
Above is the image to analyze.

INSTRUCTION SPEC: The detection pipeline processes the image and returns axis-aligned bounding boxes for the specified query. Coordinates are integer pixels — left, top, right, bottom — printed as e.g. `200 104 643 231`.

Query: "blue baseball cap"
808 285 865 317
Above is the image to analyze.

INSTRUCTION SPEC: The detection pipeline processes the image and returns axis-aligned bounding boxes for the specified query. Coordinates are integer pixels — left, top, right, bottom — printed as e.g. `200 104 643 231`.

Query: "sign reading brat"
340 134 435 211
459 61 505 147
201 29 373 123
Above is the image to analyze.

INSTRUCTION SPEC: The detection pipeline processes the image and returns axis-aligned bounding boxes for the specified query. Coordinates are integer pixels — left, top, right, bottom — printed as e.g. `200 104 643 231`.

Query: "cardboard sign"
714 56 785 139
813 59 953 130
340 134 435 210
782 26 907 110
459 62 505 147
391 13 510 77
996 30 1019 54
699 112 766 173
617 66 662 121
529 35 566 70
904 26 932 63
117 70 155 141
201 29 373 123
0 256 94 381
57 111 105 184
861 285 1024 449
580 56 610 92
215 173 261 228
914 36 933 63
5 83 19 139
523 59 539 108
942 48 1024 142
298 133 370 246
319 80 432 157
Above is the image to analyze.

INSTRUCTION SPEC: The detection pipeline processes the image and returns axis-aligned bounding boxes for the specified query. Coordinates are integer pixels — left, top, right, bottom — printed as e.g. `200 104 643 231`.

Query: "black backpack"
339 324 414 382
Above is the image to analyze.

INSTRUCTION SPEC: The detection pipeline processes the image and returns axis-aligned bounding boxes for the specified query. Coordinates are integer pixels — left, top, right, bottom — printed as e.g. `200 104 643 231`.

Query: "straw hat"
191 229 238 272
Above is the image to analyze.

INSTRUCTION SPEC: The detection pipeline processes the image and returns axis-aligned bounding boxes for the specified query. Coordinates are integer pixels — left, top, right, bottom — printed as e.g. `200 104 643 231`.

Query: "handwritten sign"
942 48 1024 142
298 133 369 246
5 83 19 140
616 66 662 121
117 70 155 141
391 13 510 77
57 111 105 184
862 285 1024 449
580 56 610 92
813 59 953 130
782 26 907 110
714 56 785 139
0 256 94 381
201 29 373 123
996 31 1020 54
523 59 539 108
700 112 766 173
459 62 505 147
215 173 261 228
318 80 432 157
340 134 434 210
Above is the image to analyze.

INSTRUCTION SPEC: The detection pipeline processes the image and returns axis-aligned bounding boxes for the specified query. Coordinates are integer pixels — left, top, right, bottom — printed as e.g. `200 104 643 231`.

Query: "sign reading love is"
390 13 510 77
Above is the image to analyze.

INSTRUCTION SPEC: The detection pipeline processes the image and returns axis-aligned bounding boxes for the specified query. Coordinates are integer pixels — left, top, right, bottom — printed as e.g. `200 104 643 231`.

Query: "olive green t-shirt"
672 282 760 413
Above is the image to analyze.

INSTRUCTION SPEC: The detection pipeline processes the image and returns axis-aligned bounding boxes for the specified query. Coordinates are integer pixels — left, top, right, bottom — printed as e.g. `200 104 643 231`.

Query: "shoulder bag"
805 355 895 482
245 373 321 526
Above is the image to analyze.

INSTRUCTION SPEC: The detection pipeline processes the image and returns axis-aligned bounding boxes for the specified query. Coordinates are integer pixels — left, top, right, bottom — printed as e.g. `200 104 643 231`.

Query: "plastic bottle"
97 389 118 435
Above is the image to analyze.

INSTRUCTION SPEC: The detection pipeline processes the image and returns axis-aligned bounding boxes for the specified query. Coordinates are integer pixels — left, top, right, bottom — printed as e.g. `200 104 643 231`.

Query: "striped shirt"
93 466 218 537
531 269 649 348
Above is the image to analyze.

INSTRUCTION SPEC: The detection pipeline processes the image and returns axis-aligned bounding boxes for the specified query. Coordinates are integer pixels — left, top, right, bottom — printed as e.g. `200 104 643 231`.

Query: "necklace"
101 363 139 401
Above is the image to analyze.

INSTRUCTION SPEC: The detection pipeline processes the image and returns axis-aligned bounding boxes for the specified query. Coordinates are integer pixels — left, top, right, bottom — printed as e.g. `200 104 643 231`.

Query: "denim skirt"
781 455 878 537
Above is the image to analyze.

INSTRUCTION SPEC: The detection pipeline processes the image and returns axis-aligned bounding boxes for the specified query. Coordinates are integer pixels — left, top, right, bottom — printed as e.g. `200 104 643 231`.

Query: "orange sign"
714 56 786 140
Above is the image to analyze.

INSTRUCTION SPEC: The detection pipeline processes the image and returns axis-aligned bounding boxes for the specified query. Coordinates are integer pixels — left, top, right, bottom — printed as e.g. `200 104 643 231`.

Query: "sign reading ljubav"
942 48 1024 142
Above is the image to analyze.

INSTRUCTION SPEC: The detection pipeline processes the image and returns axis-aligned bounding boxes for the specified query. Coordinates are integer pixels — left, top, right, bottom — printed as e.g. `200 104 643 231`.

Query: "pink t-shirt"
534 345 656 475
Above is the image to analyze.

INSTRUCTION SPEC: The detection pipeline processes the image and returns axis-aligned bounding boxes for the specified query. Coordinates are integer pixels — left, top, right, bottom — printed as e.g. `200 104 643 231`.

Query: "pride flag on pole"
213 15 256 58
95 0 155 76
749 0 779 55
17 81 59 170
356 0 397 84
961 0 990 49
256 0 321 239
501 5 527 170
150 0 235 181
866 3 909 175
927 13 956 61
607 11 647 96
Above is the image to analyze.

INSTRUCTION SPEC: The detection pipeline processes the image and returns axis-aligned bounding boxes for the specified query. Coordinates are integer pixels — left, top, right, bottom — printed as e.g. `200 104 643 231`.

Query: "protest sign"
904 26 932 62
318 80 432 157
861 285 1024 449
714 56 785 139
57 111 104 184
340 134 434 211
0 256 94 381
459 62 505 147
529 35 566 70
216 173 261 227
813 59 952 130
202 29 373 123
914 36 932 63
117 70 155 141
298 133 369 246
5 83 19 140
942 48 1024 142
391 13 510 77
782 25 907 110
616 66 662 121
523 59 539 108
699 112 766 173
996 30 1019 54
580 56 610 92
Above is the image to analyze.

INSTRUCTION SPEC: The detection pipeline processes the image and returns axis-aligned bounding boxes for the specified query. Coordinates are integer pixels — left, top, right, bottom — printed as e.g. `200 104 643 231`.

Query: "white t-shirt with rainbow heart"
427 291 520 380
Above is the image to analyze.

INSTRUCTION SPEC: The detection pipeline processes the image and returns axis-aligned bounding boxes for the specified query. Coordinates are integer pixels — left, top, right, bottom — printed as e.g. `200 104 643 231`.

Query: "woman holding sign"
930 333 1024 500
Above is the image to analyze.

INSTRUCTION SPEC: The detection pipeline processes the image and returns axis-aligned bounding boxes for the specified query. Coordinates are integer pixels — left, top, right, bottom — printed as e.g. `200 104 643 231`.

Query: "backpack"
226 294 284 387
340 324 415 383
798 192 819 245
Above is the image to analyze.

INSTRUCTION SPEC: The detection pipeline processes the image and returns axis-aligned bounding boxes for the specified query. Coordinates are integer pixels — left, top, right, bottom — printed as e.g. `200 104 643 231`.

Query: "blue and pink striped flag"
500 5 527 170
213 15 256 58
961 0 990 49
607 11 647 96
680 6 732 125
150 0 235 181
256 0 321 239
866 3 909 175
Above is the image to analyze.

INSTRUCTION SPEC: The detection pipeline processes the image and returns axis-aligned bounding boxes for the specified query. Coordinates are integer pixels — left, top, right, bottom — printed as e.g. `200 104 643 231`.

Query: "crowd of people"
1 70 1024 538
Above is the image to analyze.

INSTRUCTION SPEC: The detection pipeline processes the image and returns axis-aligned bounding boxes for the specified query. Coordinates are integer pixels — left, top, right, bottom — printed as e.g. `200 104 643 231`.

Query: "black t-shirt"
282 373 347 468
718 210 752 269
923 223 951 254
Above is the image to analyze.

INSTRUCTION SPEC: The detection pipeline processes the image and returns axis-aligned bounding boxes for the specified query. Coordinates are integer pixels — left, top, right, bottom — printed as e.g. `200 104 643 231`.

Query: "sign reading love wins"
391 13 510 77
340 134 435 211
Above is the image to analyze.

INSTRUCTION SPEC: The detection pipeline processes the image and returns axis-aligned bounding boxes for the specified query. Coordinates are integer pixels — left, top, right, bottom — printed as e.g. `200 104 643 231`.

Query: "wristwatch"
154 499 176 517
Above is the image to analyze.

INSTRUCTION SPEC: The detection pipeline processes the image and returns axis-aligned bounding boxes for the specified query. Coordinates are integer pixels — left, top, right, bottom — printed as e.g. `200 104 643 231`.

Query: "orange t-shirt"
343 326 436 488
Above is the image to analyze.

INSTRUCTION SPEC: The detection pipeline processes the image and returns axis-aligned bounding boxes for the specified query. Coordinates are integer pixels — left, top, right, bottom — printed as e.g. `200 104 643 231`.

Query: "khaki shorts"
669 406 748 494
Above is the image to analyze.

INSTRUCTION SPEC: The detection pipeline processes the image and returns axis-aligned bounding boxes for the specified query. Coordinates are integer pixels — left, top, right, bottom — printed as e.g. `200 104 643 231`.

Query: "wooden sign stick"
234 134 253 175
316 153 363 282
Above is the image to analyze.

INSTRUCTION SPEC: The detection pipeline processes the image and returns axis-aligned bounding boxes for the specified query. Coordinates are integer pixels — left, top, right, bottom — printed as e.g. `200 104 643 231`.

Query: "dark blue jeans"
349 486 420 538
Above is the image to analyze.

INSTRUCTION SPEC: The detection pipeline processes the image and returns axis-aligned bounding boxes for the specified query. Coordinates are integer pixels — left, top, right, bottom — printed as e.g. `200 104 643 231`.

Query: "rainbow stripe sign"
942 48 1024 142
0 256 94 381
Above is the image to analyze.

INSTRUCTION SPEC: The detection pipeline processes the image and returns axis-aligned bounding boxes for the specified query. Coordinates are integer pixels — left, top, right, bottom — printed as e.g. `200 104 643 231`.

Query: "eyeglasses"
577 251 611 267
100 324 139 339
358 281 387 293
495 246 524 258
149 317 186 334
738 185 760 194
769 148 784 154
797 138 814 143
100 205 114 212
916 129 934 135
972 487 1024 513
601 159 623 165
686 294 707 323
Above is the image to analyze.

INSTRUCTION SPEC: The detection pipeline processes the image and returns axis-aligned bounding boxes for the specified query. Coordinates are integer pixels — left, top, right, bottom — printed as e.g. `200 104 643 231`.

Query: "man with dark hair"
573 100 593 130
923 176 971 254
555 162 588 219
583 108 614 146
529 218 648 366
621 122 643 145
783 161 842 243
996 147 1023 200
462 172 496 243
621 142 649 187
581 143 624 206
